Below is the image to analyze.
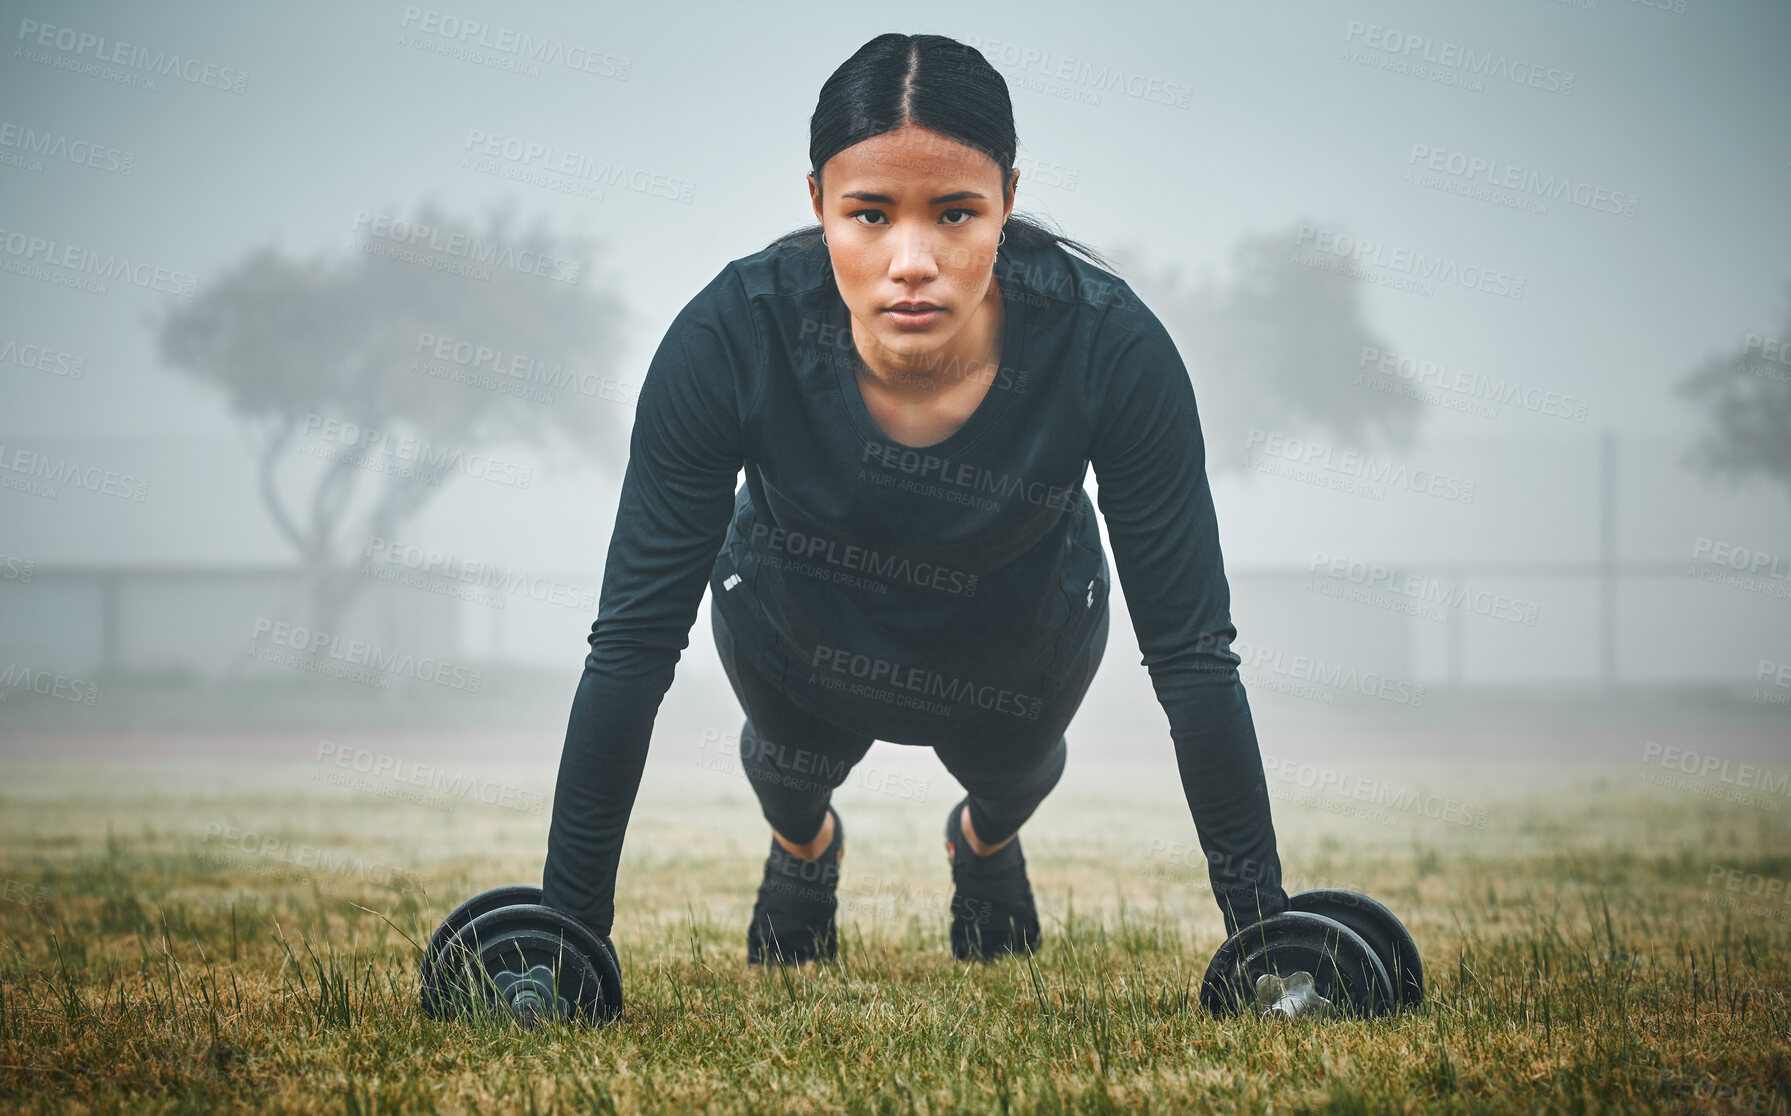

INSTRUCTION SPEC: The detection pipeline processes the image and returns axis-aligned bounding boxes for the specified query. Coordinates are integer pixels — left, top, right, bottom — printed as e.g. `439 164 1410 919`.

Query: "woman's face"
808 124 1017 367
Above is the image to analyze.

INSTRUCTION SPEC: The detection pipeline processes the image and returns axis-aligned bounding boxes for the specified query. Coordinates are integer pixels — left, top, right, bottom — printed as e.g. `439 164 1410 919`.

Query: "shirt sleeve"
540 266 753 937
1087 297 1288 939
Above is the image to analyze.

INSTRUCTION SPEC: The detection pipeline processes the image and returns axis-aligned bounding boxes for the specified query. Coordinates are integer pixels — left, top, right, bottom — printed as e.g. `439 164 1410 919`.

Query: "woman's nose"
887 228 939 280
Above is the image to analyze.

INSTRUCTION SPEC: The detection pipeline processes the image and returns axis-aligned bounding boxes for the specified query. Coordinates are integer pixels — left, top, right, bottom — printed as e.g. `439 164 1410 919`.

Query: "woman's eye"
846 209 976 226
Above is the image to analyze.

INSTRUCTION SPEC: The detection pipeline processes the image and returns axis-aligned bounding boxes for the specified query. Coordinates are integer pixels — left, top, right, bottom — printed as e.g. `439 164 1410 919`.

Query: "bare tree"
1131 222 1423 471
1677 281 1791 502
156 201 631 637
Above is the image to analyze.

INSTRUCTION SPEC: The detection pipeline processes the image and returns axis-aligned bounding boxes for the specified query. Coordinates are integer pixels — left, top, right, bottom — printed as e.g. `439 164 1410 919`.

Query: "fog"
2 0 1788 767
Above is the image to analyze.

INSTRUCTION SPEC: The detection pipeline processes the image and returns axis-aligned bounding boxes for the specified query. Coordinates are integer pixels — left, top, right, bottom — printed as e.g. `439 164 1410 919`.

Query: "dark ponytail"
765 32 1112 272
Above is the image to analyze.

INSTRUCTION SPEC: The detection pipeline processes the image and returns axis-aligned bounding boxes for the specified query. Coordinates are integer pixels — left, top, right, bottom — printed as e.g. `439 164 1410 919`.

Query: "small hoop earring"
821 232 828 246
998 229 1006 246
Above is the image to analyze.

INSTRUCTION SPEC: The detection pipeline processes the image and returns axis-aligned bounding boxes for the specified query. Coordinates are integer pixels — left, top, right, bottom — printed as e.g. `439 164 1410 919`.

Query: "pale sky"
3 0 1788 690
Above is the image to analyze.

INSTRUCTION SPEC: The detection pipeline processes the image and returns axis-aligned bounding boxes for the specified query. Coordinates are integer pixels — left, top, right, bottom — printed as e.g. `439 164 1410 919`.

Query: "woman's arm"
1087 300 1289 938
540 266 754 938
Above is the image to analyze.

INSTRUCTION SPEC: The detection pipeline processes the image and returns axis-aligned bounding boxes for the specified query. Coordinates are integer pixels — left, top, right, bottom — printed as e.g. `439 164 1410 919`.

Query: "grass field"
1 753 1788 1114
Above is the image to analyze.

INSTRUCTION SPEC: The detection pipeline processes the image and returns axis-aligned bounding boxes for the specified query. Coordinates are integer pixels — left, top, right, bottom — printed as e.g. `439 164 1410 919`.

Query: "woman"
540 32 1288 968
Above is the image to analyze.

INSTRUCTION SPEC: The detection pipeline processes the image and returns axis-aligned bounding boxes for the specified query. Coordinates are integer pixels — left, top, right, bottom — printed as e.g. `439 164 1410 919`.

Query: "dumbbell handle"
1254 971 1336 1019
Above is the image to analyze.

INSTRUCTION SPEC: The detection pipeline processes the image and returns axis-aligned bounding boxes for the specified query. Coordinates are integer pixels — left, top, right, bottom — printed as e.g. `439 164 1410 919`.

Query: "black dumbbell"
1289 889 1423 1012
419 884 623 1027
1199 888 1421 1019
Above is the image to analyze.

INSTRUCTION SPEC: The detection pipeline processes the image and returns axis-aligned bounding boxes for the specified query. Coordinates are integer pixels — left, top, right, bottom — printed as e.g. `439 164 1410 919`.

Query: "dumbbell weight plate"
419 884 542 1019
1289 889 1423 1012
437 902 623 1026
1200 910 1396 1019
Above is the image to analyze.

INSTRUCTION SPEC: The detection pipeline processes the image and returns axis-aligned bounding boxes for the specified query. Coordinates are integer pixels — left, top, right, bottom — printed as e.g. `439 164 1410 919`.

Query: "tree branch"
253 419 311 558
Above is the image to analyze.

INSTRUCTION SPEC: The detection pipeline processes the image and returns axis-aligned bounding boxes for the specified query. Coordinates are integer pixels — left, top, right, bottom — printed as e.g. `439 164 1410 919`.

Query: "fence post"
1446 563 1463 687
99 570 121 677
1600 429 1618 693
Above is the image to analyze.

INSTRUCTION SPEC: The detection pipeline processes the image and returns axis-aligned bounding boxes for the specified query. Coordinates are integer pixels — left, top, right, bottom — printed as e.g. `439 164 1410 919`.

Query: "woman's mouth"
884 304 943 328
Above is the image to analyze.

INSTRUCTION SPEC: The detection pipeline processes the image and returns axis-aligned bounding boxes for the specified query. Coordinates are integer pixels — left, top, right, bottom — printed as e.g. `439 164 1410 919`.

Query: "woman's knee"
939 732 1067 840
739 720 872 802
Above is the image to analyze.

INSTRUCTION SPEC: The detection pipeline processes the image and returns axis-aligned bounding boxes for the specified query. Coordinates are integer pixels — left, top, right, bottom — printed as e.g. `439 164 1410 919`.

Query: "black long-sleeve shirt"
541 234 1287 940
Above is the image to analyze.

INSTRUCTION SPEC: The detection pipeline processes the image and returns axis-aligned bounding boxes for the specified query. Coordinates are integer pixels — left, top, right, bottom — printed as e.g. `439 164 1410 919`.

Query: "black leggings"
710 596 1111 849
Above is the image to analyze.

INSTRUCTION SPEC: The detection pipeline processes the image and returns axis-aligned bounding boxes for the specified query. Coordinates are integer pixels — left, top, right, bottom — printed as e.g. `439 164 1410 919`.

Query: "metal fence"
1 556 1780 692
3 432 1786 693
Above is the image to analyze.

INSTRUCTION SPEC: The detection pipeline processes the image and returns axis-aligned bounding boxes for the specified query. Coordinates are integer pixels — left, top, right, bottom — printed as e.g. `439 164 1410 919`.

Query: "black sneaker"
944 796 1040 961
747 806 844 965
